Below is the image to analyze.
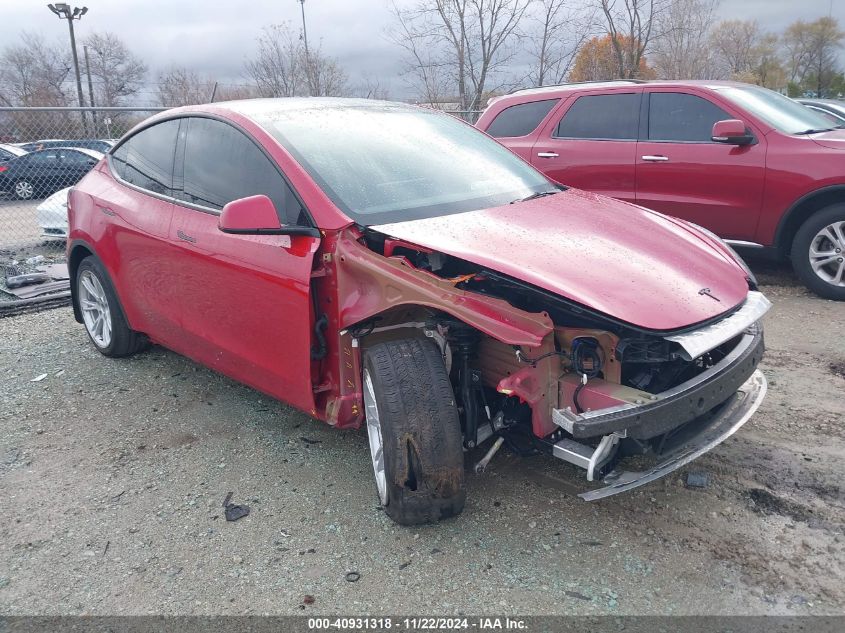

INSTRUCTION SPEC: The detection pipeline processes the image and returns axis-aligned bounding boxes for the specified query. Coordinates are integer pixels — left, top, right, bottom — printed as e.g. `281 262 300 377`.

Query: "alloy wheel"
809 220 845 287
15 180 34 200
78 270 113 348
363 369 388 505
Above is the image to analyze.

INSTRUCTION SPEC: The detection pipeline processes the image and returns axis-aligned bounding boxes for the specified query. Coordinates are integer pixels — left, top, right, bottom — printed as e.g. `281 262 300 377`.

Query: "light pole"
298 0 312 96
47 3 88 132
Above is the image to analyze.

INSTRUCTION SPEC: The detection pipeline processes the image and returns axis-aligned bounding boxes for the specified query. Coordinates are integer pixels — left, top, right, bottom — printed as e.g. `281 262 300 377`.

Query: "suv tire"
792 204 845 300
362 338 466 525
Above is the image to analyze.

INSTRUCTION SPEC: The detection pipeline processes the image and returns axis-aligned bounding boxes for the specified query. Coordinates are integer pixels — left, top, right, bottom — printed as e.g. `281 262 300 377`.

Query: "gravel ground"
0 259 843 616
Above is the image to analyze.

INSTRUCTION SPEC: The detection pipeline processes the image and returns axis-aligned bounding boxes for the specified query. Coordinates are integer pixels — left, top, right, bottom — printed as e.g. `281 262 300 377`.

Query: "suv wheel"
362 338 466 525
76 256 148 357
792 205 845 300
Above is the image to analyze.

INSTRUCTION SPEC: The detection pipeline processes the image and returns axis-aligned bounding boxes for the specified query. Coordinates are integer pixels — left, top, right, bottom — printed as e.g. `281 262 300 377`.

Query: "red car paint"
475 80 845 253
67 99 754 435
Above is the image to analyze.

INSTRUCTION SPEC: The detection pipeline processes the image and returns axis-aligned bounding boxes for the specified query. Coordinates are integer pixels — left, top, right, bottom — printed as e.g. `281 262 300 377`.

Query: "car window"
111 119 179 195
61 150 93 165
26 151 60 164
647 92 732 142
486 99 559 138
180 117 306 225
0 148 12 161
554 93 640 140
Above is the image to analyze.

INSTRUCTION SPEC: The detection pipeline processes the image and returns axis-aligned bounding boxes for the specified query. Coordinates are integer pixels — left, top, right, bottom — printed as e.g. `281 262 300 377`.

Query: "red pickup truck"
477 80 845 300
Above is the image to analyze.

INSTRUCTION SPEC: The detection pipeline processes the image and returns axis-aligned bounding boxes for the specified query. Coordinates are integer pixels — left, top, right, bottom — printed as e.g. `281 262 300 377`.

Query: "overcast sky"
2 0 842 103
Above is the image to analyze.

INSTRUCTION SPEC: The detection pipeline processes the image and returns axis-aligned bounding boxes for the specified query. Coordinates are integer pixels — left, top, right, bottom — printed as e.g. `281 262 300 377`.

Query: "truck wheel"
362 338 466 525
76 256 148 357
792 204 845 300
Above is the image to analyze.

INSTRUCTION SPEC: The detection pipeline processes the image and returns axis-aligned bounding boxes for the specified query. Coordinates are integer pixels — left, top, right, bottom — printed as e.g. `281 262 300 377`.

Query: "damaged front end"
316 226 770 500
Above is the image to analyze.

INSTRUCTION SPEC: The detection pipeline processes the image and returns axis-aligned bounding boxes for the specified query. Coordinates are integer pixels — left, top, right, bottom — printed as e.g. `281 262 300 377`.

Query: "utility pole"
298 0 312 96
83 44 97 135
47 3 89 134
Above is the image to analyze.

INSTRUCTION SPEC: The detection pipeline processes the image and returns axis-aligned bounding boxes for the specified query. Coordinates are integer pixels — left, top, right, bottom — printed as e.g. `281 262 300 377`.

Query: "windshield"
258 104 555 225
718 85 843 135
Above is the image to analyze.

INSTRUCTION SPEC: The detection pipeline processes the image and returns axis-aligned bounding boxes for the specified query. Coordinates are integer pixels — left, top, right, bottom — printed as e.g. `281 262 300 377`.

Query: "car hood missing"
372 188 749 331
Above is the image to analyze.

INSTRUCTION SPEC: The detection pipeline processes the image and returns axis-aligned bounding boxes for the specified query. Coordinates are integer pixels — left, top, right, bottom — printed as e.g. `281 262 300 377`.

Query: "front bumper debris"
578 369 767 500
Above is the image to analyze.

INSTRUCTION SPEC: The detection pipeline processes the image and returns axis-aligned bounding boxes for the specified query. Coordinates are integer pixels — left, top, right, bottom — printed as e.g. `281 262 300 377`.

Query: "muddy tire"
362 338 466 525
76 256 148 357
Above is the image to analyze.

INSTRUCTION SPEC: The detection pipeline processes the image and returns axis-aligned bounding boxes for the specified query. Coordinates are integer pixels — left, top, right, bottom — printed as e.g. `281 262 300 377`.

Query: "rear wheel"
792 204 845 300
76 256 148 357
362 338 466 525
14 179 34 200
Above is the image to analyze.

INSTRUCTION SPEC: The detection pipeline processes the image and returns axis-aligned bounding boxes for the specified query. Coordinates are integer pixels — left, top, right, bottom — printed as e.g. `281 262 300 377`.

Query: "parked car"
20 139 114 154
796 98 845 124
0 143 27 163
477 80 845 300
37 186 71 238
0 147 103 200
68 99 768 525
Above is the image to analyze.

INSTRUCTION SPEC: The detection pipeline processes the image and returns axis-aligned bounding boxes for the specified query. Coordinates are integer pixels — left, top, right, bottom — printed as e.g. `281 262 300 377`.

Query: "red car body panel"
374 188 748 331
476 80 845 253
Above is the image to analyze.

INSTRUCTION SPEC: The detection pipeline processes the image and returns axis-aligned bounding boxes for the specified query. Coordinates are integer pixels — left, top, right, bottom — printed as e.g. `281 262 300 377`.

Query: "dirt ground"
0 258 843 616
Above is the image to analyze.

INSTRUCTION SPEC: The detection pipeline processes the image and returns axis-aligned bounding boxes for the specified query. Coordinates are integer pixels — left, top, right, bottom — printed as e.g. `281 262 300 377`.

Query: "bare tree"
390 0 532 110
245 23 348 98
783 17 844 97
528 0 595 86
651 0 719 79
0 32 71 106
82 32 147 106
156 67 214 106
710 19 762 77
597 0 668 79
355 73 391 100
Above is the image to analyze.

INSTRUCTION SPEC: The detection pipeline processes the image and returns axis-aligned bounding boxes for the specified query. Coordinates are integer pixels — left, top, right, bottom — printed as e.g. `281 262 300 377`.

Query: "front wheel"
791 205 845 300
362 338 466 525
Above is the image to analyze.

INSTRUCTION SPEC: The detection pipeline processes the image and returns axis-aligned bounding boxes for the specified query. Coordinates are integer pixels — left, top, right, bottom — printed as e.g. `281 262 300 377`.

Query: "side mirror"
218 194 320 237
712 119 754 146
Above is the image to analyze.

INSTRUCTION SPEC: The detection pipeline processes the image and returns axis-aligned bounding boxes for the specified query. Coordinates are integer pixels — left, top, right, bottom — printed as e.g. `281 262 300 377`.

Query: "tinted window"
648 93 732 142
26 150 60 164
555 93 640 140
180 117 306 225
486 99 559 138
0 148 13 161
61 150 93 165
111 119 179 195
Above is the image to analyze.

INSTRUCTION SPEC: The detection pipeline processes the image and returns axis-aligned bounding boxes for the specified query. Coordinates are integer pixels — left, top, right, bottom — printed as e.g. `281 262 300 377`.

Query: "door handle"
641 155 669 162
537 152 559 158
98 206 116 216
176 229 196 243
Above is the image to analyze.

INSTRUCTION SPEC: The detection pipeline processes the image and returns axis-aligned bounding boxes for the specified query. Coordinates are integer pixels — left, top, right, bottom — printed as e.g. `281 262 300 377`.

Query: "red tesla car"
477 80 845 300
68 99 768 525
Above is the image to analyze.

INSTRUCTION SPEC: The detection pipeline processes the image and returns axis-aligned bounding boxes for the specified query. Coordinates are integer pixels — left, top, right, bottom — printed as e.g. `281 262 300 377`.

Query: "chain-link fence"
0 107 165 260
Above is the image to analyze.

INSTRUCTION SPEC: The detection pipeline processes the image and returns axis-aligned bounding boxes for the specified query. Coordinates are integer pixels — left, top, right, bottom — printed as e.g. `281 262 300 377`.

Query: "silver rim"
78 270 112 348
809 220 845 287
15 181 33 199
363 369 388 505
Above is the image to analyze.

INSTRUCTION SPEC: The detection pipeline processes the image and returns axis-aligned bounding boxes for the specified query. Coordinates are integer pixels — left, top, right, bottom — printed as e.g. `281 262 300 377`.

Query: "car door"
167 115 319 412
530 90 641 203
635 89 766 240
100 118 182 343
24 150 61 192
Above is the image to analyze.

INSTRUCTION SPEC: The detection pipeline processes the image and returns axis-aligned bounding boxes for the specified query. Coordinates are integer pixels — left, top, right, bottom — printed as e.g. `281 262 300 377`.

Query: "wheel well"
778 187 845 257
68 243 93 323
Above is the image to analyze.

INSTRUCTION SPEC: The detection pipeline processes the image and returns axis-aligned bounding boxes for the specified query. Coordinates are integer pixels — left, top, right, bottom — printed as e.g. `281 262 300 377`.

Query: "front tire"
791 204 845 300
362 338 466 525
76 256 148 357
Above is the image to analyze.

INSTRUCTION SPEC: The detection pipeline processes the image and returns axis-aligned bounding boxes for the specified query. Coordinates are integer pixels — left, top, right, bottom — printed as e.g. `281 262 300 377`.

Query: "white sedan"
37 186 71 239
